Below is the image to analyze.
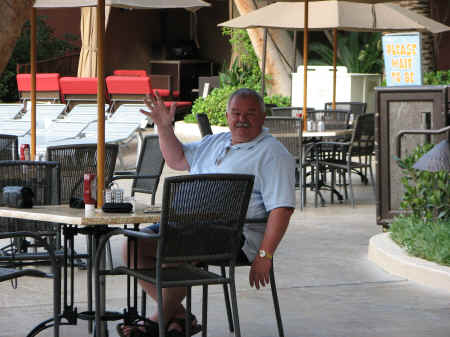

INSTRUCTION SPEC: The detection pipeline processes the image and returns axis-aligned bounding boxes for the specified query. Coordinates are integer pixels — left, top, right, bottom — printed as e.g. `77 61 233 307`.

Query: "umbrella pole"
261 28 267 98
30 8 37 160
332 28 337 110
97 0 106 207
303 0 309 130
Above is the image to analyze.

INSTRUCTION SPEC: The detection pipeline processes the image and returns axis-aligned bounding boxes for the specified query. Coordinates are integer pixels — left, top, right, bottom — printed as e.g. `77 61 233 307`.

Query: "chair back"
263 117 303 160
349 113 375 157
158 174 254 264
309 109 350 130
196 113 213 138
325 102 367 124
0 160 60 232
132 135 165 205
271 107 314 117
46 143 118 203
0 135 18 160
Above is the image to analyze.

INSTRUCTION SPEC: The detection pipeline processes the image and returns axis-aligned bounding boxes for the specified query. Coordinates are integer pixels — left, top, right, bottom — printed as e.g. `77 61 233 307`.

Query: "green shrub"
390 143 450 266
423 70 450 85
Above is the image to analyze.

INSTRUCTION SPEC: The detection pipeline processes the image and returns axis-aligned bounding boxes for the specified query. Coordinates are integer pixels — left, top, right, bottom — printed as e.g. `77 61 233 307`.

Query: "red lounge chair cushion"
163 101 192 108
60 77 98 95
17 73 60 92
113 70 147 77
106 76 152 95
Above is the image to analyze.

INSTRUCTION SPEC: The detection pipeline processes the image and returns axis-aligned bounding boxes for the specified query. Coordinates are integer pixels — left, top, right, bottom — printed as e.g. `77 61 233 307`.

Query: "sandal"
166 313 202 337
116 318 159 337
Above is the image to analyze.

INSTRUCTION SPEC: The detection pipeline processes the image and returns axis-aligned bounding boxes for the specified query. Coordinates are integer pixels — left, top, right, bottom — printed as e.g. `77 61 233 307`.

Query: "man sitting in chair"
118 88 296 337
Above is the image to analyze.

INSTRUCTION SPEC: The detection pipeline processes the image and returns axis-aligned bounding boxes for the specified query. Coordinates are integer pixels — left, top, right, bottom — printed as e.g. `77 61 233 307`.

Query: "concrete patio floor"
1 122 449 337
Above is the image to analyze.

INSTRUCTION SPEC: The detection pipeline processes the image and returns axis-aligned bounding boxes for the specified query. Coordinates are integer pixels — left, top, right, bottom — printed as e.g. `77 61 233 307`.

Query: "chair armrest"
111 174 161 182
113 170 137 176
121 229 160 240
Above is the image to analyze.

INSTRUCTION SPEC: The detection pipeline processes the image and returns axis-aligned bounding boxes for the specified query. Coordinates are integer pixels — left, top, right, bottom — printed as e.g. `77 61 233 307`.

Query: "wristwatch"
258 249 272 259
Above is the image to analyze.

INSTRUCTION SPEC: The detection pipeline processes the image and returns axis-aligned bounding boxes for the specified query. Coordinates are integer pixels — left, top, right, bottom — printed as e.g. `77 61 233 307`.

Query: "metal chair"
0 134 18 160
196 113 213 138
313 114 375 207
112 134 165 206
263 116 304 209
0 160 61 256
0 161 62 336
324 102 367 124
271 106 314 117
95 174 254 337
46 143 119 203
0 231 61 337
217 219 285 337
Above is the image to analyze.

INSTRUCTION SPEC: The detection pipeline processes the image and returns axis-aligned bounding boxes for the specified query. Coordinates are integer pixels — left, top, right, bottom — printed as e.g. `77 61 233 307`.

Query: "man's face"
226 95 265 145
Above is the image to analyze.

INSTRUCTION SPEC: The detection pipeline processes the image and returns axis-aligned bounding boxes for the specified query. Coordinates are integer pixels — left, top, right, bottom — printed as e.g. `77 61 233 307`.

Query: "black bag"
2 186 34 208
102 202 133 213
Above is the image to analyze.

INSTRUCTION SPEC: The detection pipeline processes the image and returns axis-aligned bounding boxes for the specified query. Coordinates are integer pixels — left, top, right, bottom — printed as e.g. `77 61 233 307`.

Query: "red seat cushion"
17 73 60 92
163 101 192 108
60 77 98 95
106 76 152 95
113 70 147 77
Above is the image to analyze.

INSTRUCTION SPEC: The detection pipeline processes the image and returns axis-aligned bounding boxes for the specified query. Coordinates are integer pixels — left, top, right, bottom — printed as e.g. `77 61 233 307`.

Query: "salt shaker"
317 119 325 132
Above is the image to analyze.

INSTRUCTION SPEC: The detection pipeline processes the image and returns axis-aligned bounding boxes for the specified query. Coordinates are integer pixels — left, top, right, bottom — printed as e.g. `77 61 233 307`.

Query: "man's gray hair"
226 88 265 114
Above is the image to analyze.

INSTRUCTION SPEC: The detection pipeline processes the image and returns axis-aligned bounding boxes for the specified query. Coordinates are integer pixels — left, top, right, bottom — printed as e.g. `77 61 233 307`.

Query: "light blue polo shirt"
183 128 296 261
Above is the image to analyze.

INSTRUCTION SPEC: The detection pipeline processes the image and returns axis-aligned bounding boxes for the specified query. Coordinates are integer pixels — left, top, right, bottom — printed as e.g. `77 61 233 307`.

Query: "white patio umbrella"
219 1 449 125
32 0 211 205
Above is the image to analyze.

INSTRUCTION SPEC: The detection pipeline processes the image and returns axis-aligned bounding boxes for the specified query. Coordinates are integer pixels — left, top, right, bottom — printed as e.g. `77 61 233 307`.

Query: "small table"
0 205 160 337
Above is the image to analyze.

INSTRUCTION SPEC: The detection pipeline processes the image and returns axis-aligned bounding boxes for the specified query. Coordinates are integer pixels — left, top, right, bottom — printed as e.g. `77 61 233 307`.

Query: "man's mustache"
235 122 250 128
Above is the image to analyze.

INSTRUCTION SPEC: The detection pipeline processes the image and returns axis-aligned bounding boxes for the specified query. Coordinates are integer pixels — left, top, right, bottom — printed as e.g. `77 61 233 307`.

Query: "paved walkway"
1 122 449 337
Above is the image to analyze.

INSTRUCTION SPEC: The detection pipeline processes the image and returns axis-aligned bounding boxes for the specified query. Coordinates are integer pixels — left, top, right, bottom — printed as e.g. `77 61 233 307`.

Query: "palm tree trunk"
399 0 435 72
0 0 34 74
233 0 299 96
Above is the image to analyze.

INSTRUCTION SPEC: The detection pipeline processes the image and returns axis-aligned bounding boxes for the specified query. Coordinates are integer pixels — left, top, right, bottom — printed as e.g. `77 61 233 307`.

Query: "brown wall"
38 8 82 48
430 0 450 70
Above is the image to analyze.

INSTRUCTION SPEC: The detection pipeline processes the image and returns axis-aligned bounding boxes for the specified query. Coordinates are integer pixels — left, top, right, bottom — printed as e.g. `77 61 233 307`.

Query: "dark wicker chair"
217 218 285 337
0 160 61 255
94 174 254 337
112 134 165 206
196 113 213 138
263 116 303 209
313 114 375 207
324 102 367 124
271 106 314 117
0 134 18 160
46 143 119 203
0 231 61 337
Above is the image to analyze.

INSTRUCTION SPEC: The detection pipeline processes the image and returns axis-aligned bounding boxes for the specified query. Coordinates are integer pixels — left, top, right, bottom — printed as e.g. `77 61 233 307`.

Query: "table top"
0 205 161 226
303 129 352 137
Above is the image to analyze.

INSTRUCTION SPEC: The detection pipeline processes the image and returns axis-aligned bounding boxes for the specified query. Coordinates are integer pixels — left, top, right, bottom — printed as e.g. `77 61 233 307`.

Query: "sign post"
382 32 422 86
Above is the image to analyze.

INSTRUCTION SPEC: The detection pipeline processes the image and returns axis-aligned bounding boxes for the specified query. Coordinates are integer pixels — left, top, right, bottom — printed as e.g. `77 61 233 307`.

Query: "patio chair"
113 69 176 99
196 113 213 138
263 116 304 209
62 103 110 123
21 103 66 128
0 160 62 269
324 102 367 124
94 173 254 337
105 75 191 121
312 113 375 207
0 231 61 337
46 143 119 203
111 134 164 206
271 106 314 118
0 134 18 160
16 73 61 103
0 120 31 137
0 103 25 120
59 77 106 111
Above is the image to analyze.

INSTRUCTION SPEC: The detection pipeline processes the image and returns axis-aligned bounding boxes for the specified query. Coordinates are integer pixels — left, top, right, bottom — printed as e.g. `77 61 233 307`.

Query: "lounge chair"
16 73 61 103
62 103 109 123
0 103 25 120
21 103 66 128
105 75 191 121
59 77 106 111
